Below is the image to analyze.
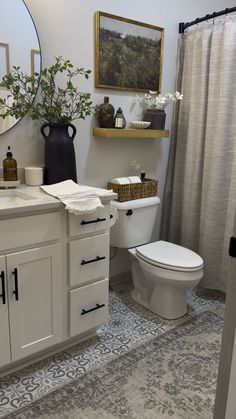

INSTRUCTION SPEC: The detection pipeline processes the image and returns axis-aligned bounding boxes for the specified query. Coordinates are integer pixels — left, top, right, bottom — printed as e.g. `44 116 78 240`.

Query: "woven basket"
107 179 158 202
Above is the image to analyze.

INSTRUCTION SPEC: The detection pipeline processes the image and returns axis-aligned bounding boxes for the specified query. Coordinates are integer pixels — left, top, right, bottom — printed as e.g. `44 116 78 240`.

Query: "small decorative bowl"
130 121 151 129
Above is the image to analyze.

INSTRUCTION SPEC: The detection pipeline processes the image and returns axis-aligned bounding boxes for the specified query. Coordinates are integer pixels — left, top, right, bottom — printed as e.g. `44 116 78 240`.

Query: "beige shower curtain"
161 15 236 292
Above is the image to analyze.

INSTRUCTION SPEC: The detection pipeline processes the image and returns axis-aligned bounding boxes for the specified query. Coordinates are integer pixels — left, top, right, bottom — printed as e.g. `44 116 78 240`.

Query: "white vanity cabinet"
0 192 115 372
68 205 110 338
0 211 64 367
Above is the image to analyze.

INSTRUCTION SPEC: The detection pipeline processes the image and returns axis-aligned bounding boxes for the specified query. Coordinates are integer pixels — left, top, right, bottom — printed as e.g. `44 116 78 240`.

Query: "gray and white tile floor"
0 277 225 418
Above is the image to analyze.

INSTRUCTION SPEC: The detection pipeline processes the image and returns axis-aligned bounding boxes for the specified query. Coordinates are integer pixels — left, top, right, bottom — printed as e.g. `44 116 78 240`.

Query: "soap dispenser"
3 146 18 181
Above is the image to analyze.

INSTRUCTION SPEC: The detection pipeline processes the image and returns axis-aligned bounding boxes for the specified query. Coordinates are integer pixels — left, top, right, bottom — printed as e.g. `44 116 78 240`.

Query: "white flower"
132 94 140 104
166 93 174 100
175 91 183 100
132 90 183 110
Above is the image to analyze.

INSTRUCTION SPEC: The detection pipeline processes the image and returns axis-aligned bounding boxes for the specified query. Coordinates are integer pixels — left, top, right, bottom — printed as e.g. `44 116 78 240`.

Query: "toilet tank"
110 196 160 248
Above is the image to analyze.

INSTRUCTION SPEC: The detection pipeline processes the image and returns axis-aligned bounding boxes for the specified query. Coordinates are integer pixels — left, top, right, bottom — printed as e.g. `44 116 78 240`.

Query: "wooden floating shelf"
93 127 170 139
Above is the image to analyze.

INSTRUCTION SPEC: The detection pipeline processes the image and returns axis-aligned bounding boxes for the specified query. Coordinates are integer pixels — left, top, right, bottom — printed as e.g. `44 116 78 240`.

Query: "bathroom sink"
0 190 38 208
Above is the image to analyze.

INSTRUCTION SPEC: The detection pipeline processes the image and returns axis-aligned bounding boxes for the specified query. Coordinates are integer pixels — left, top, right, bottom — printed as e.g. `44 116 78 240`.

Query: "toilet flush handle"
126 209 133 216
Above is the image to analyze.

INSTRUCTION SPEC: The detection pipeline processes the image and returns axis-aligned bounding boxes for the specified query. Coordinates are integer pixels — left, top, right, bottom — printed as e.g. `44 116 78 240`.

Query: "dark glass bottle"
140 171 146 181
3 146 18 181
114 107 126 129
98 96 115 128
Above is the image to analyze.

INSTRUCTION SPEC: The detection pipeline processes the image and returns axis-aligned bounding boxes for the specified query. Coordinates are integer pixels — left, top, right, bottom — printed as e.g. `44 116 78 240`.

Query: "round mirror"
0 0 41 135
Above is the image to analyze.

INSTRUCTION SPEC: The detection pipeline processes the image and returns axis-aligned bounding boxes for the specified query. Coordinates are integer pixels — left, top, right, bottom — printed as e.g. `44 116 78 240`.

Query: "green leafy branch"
0 57 93 124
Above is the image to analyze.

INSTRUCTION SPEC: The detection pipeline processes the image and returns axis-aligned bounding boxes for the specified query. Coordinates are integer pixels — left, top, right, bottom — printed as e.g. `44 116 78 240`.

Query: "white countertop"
0 184 117 217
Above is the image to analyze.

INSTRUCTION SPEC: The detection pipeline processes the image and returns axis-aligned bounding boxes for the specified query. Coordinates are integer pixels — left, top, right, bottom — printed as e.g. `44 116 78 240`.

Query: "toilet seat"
136 240 203 272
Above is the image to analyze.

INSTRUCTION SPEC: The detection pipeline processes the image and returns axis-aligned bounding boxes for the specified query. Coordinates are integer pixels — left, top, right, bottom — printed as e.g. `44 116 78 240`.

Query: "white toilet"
110 197 203 319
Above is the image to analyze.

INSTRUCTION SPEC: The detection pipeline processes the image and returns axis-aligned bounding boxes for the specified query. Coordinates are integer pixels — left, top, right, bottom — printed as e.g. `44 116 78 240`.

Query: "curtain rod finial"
179 22 185 34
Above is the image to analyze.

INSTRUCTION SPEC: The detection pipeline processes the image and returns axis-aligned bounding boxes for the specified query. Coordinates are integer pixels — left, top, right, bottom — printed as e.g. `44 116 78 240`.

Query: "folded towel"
127 176 141 183
111 177 130 185
111 176 141 185
41 180 111 215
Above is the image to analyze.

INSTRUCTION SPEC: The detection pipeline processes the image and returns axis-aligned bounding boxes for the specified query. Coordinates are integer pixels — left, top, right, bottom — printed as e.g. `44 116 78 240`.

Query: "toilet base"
128 247 203 320
131 289 150 311
131 286 187 320
150 285 187 319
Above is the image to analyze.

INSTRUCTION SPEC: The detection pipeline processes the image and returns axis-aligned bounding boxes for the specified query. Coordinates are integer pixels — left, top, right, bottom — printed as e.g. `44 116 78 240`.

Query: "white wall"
0 0 234 276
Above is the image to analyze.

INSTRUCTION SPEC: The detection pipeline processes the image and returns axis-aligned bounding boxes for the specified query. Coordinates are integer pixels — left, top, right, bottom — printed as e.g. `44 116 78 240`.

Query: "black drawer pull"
81 303 105 316
81 217 106 225
0 271 6 305
81 256 106 265
12 268 19 301
126 209 133 216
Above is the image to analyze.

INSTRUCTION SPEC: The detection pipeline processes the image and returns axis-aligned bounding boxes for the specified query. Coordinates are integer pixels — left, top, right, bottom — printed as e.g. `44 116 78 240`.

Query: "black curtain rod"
179 6 236 33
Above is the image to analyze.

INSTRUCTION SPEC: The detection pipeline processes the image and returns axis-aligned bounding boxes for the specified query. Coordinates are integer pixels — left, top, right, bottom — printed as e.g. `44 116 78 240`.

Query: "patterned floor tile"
187 287 225 316
0 279 225 418
99 300 166 344
0 391 22 417
64 336 125 373
1 355 78 410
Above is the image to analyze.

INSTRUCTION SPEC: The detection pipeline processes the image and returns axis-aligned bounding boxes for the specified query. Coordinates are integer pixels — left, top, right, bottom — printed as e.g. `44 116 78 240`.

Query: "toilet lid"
136 241 203 271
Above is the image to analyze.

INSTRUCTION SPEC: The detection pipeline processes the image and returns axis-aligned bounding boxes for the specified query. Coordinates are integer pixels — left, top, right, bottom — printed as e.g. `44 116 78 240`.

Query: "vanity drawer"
0 212 61 252
69 233 109 286
68 205 110 237
69 278 108 337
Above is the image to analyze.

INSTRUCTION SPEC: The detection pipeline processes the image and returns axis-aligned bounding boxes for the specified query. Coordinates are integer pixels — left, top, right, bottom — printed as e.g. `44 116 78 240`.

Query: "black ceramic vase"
143 109 166 129
98 96 115 128
41 122 77 185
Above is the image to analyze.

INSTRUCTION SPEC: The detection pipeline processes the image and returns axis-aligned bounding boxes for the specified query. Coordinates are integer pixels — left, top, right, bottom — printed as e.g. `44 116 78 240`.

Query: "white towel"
127 176 141 183
41 180 111 215
111 176 141 184
111 177 130 185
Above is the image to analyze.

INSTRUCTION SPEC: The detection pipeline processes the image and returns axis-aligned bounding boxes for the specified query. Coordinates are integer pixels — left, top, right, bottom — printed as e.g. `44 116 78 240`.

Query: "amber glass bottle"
98 96 115 128
3 146 18 181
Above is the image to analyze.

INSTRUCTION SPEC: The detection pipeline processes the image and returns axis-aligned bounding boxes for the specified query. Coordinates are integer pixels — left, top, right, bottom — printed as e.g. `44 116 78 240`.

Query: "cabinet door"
7 244 64 362
0 256 11 368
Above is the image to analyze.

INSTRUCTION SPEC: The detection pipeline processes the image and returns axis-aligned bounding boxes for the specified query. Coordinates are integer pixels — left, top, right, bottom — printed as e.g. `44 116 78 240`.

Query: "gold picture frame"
0 43 10 81
95 11 164 92
31 49 41 76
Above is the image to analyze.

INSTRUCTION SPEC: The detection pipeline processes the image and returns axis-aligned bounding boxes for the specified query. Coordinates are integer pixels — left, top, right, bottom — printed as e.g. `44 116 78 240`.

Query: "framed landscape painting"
0 43 10 81
31 49 41 76
95 11 164 92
